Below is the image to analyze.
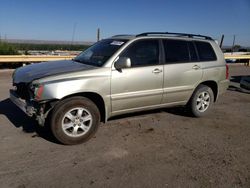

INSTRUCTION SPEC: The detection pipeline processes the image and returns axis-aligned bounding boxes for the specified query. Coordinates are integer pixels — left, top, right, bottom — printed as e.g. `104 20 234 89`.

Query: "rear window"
195 41 217 61
164 40 189 63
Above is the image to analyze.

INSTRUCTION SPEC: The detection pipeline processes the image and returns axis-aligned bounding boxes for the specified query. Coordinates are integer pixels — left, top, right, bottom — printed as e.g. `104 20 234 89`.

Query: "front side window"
119 40 159 67
74 39 127 67
164 40 189 63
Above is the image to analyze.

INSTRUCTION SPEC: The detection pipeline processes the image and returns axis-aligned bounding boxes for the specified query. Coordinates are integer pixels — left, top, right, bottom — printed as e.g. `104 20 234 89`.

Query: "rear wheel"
50 96 100 145
188 85 214 117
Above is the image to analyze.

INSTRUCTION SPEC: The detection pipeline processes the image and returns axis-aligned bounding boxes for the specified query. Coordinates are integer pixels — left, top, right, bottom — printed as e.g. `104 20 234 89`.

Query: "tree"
0 41 19 55
233 45 241 52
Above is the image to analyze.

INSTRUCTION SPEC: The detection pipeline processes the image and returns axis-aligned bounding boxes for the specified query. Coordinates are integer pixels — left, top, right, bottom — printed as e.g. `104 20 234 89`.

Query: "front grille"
14 83 31 100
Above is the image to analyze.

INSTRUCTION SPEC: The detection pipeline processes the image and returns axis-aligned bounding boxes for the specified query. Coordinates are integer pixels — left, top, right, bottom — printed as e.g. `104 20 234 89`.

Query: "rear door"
162 39 203 103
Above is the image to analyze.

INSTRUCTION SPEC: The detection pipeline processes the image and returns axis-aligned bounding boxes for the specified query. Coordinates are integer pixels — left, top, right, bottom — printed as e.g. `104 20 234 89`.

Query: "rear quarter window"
195 41 217 61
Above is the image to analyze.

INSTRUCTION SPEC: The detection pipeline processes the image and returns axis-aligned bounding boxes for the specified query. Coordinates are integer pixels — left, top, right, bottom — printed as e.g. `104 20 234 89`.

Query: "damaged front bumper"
9 89 48 126
10 89 36 117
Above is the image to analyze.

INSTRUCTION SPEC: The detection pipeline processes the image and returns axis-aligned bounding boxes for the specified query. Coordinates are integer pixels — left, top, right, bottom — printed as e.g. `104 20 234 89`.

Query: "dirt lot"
0 65 249 188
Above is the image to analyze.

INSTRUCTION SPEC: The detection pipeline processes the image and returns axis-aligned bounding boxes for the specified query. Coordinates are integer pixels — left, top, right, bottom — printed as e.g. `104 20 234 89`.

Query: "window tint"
188 42 198 62
195 41 216 61
120 40 159 67
164 40 189 63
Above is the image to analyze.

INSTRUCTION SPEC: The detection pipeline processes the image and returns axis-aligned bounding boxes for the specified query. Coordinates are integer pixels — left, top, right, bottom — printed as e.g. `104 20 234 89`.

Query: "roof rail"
136 32 212 40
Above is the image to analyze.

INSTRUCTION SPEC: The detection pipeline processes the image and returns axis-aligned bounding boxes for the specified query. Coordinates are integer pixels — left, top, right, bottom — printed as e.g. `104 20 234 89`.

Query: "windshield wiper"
72 58 82 63
73 58 89 64
73 59 96 66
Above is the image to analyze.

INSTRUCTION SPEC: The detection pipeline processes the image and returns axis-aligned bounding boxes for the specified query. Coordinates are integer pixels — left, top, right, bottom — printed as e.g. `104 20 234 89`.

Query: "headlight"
30 82 44 100
30 83 38 92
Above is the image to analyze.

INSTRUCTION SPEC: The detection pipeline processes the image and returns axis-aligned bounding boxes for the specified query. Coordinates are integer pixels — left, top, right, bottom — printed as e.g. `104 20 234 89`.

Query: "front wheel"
50 96 100 145
188 85 214 117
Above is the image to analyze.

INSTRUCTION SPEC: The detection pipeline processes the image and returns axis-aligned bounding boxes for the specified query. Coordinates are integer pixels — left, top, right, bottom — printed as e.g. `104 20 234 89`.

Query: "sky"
0 0 249 46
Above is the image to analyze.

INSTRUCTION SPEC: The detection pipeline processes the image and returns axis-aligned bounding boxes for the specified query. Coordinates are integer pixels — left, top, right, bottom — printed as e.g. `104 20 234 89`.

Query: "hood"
13 60 95 83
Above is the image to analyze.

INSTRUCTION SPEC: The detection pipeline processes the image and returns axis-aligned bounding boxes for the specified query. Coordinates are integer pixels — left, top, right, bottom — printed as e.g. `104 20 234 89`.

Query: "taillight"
226 64 229 79
34 85 44 100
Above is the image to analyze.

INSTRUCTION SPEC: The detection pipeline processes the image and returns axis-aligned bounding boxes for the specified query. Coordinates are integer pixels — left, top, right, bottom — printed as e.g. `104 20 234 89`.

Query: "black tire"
50 96 100 145
188 84 214 117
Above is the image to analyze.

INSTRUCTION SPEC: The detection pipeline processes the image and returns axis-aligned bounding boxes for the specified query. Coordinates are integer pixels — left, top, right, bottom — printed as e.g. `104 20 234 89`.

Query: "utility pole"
71 23 77 47
231 35 236 54
97 28 100 42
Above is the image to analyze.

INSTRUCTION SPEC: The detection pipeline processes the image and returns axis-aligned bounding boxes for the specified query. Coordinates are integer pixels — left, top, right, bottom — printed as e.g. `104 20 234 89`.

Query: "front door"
111 39 163 113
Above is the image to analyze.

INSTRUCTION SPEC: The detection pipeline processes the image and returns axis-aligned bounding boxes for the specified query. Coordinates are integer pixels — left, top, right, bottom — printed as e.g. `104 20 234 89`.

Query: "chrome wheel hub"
196 91 210 112
62 107 93 137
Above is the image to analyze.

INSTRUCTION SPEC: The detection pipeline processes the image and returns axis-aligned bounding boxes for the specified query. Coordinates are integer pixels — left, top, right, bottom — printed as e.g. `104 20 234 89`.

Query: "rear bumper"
218 79 230 95
9 89 35 116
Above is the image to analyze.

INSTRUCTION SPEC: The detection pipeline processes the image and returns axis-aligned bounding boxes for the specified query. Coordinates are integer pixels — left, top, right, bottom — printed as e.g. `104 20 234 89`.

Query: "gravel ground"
0 65 249 188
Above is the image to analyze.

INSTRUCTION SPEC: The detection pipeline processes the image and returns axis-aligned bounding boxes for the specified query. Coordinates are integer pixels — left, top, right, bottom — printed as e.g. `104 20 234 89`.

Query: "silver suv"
10 32 229 145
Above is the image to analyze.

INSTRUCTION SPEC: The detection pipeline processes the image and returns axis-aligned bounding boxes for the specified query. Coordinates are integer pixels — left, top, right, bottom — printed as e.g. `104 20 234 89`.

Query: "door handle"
192 65 200 70
152 68 162 74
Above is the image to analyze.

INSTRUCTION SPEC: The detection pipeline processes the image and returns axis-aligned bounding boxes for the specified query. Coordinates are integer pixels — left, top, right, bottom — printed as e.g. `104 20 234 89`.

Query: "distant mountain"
1 39 94 45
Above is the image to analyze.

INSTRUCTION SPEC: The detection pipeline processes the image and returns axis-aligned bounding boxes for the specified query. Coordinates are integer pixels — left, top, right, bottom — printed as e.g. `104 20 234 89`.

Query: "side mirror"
114 57 131 70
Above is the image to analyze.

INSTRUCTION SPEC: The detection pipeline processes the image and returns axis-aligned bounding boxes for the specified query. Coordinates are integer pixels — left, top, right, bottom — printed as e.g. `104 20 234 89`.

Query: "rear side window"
188 42 198 62
195 41 217 61
164 40 189 63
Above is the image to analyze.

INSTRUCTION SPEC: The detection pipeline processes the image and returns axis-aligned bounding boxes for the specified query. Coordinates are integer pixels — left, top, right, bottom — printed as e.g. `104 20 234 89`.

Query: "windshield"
74 39 128 67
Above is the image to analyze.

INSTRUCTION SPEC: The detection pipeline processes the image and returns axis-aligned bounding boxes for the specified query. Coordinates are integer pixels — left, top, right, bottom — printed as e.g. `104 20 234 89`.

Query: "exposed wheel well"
198 81 218 102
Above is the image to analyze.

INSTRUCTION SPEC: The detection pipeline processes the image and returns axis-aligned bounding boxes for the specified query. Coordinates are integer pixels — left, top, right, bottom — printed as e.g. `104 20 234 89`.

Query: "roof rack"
136 32 212 40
